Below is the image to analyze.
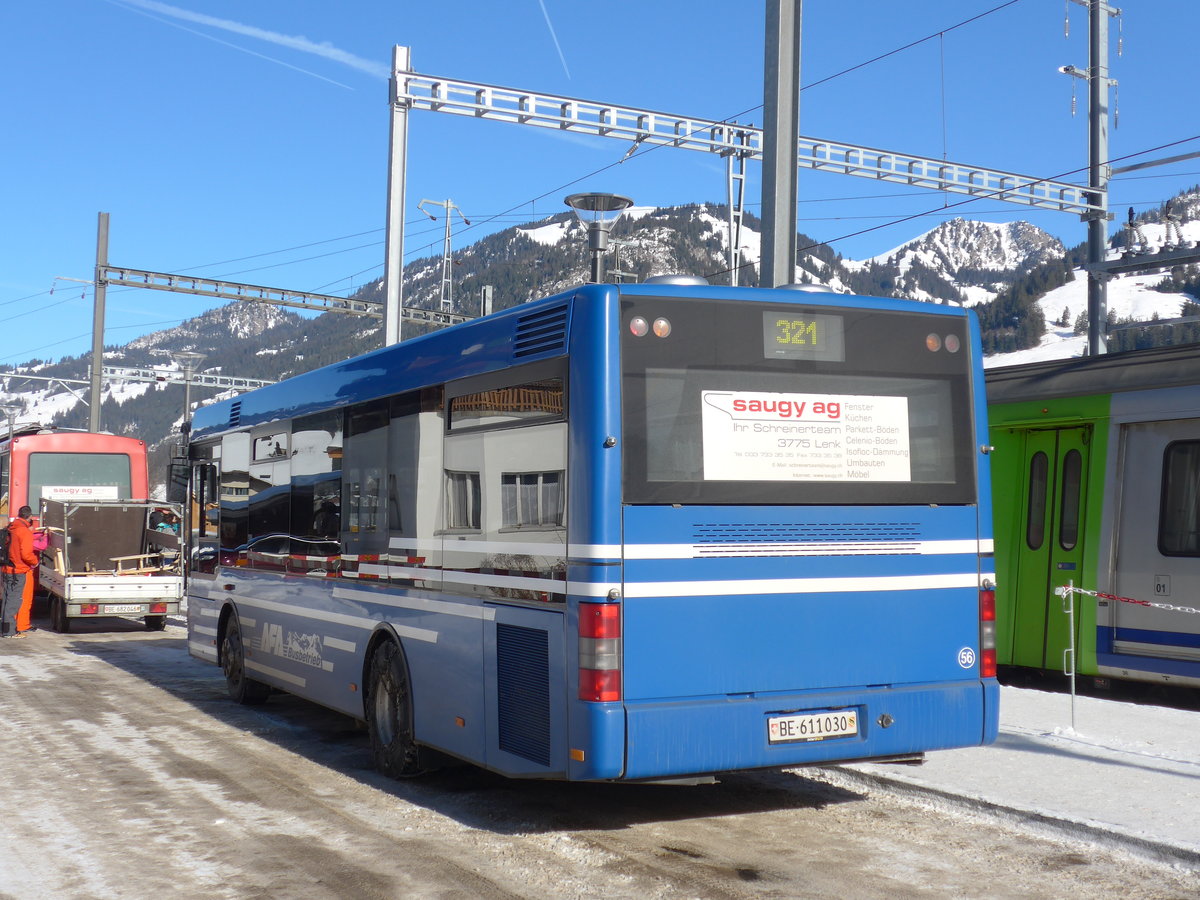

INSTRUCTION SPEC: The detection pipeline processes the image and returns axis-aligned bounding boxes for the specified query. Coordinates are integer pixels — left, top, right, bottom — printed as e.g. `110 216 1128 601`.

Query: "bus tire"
221 613 270 705
366 640 426 778
50 596 70 634
144 615 167 631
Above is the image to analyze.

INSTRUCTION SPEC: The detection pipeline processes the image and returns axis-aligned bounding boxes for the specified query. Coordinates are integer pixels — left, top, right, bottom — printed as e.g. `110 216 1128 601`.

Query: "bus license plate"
768 710 858 743
104 604 143 614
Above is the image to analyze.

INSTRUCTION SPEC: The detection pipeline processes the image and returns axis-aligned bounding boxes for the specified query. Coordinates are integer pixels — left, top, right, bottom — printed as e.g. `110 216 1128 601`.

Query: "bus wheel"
221 613 270 705
50 596 70 634
366 641 426 778
144 615 167 632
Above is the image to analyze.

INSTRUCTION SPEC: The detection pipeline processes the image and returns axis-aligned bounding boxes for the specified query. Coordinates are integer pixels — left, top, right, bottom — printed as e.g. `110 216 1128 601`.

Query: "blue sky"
4 0 1199 366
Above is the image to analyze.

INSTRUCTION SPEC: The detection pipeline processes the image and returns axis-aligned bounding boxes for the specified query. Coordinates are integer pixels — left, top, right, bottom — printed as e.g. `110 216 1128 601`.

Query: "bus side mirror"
167 463 189 504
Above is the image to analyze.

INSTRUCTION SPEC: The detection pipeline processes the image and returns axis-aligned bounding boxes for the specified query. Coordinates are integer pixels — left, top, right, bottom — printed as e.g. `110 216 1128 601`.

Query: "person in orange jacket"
1 506 40 637
16 520 49 633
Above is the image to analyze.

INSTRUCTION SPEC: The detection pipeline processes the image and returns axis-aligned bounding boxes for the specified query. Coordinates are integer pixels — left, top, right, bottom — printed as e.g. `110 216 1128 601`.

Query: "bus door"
1009 426 1090 670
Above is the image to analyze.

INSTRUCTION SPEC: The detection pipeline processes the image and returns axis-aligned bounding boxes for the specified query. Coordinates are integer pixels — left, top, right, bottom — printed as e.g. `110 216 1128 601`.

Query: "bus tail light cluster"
578 601 621 702
979 584 997 678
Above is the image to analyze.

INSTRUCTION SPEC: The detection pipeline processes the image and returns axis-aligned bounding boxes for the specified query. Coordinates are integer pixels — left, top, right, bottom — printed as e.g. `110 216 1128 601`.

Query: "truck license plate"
104 604 143 614
767 710 858 743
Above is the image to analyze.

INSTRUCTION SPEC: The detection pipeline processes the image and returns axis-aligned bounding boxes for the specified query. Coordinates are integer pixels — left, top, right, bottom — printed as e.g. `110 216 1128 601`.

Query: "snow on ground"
825 683 1200 859
519 220 571 246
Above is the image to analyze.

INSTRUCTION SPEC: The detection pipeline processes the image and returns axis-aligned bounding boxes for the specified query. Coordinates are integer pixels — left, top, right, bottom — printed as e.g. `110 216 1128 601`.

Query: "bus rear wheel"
221 613 270 705
366 640 426 778
144 615 166 631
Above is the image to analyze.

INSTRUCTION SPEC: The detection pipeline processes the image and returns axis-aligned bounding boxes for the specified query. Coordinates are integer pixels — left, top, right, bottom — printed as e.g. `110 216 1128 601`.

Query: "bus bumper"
618 679 997 781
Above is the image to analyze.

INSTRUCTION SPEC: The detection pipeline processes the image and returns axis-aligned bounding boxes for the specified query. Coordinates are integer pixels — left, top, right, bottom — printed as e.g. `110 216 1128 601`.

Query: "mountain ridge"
3 190 1197 490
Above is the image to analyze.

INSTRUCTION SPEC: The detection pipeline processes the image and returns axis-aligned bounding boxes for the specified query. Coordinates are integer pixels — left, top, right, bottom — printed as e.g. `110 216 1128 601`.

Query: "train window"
1026 451 1049 551
1159 441 1200 556
1058 449 1082 551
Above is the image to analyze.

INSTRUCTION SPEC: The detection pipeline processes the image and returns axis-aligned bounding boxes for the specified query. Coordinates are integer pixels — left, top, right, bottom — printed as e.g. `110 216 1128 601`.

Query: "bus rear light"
579 602 621 702
980 589 996 622
981 648 997 678
80 604 98 616
579 668 621 702
980 587 997 678
579 602 619 639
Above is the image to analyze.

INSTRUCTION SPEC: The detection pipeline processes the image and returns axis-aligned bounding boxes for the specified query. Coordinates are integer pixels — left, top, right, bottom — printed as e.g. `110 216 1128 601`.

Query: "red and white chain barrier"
1054 584 1200 615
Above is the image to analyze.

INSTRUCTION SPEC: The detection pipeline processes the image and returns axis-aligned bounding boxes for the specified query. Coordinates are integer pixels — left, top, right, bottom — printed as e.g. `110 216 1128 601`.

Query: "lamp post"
171 351 207 440
564 193 634 283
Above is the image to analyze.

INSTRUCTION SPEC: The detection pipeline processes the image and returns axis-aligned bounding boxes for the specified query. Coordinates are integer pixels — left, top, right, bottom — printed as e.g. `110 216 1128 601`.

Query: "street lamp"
0 404 21 446
171 350 207 439
564 192 634 283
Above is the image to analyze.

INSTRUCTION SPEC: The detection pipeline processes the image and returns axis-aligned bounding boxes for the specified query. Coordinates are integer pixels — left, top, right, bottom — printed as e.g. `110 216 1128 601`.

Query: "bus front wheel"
366 640 426 778
221 613 270 705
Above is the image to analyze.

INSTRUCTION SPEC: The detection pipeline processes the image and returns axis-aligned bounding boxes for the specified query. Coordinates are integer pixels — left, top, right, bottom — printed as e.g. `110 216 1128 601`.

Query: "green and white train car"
987 345 1200 688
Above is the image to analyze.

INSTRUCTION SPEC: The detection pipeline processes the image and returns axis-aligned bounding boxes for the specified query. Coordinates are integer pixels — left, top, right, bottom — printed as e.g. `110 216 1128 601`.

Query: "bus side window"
443 364 567 603
290 411 344 570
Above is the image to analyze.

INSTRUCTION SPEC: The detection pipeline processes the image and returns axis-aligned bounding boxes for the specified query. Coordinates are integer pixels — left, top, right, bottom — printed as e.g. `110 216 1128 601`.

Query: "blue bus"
184 280 999 782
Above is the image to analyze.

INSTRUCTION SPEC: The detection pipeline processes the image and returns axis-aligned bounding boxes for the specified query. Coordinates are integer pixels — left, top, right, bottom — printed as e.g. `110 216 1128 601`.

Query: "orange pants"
16 568 34 632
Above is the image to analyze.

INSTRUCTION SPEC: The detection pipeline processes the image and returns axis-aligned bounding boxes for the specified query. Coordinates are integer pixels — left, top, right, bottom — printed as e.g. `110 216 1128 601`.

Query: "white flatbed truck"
39 499 184 632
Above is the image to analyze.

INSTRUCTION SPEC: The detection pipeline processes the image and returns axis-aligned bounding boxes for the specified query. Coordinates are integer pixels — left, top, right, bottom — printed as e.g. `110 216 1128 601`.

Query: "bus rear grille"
228 401 242 428
495 623 551 766
513 303 568 358
691 522 922 556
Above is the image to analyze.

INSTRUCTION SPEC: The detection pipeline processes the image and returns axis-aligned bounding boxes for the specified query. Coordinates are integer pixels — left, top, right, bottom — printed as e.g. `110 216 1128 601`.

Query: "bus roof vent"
643 274 708 286
513 302 569 359
779 283 837 293
228 400 242 429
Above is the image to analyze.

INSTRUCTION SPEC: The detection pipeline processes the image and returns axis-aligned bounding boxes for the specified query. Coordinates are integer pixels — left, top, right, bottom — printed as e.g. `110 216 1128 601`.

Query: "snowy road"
0 621 1195 899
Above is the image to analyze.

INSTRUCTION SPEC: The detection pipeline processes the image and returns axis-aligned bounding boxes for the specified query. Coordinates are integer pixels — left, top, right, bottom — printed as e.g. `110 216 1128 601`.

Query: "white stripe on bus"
332 587 496 621
234 595 439 644
322 636 356 653
623 572 980 598
245 658 306 687
382 538 994 559
441 571 566 595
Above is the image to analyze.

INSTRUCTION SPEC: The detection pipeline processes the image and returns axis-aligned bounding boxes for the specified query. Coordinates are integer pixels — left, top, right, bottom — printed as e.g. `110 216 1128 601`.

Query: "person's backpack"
0 525 10 569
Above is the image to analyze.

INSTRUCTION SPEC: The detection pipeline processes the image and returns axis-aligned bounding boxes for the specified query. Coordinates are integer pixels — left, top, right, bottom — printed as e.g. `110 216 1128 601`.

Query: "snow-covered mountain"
855 218 1067 306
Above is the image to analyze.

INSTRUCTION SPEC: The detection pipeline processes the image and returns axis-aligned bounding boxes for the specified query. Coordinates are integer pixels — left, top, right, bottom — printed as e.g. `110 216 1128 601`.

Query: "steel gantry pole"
89 212 109 433
761 0 802 288
384 45 411 346
1086 0 1117 356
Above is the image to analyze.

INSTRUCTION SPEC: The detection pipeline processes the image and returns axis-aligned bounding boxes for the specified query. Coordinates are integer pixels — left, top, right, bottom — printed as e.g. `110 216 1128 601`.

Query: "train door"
1107 419 1200 681
1008 426 1090 670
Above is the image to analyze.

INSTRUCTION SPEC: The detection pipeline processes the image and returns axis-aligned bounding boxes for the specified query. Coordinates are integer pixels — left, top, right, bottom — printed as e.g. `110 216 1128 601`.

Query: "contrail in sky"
110 0 389 85
537 0 571 79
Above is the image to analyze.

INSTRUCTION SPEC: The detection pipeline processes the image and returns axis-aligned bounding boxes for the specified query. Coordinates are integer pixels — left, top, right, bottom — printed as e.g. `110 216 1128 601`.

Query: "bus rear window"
28 452 133 505
621 297 976 506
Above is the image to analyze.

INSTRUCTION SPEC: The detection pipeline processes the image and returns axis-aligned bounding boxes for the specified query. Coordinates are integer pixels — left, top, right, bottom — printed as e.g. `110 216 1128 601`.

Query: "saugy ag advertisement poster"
700 390 911 482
